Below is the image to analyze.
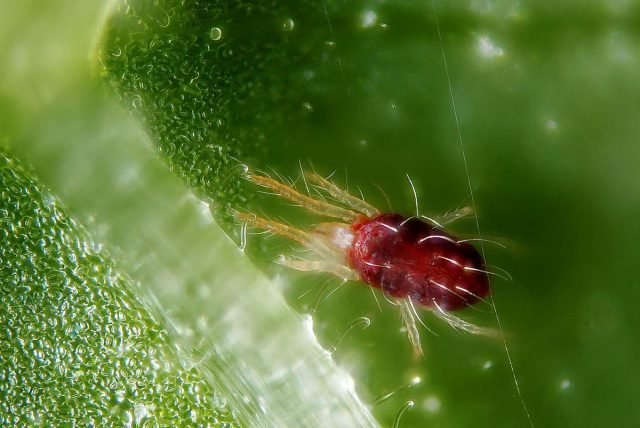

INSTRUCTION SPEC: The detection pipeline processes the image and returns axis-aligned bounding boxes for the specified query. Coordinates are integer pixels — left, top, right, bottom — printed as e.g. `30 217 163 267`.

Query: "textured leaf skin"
0 151 238 427
100 0 311 224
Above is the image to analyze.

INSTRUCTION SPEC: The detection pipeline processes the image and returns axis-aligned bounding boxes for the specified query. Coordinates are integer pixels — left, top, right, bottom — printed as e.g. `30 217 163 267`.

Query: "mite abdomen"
347 214 490 310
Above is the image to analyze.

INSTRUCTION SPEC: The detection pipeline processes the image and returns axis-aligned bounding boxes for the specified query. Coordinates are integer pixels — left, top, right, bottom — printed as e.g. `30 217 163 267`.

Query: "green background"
2 0 639 426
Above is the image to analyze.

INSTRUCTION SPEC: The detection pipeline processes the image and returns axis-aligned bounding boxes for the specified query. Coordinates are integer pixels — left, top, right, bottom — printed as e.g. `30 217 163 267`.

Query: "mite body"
236 171 494 354
348 213 489 311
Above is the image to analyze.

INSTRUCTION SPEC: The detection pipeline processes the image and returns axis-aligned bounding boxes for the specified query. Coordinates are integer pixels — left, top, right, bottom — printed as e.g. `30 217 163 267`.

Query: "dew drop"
43 193 55 208
133 402 149 423
477 35 504 58
423 395 442 413
282 18 294 31
360 10 378 28
560 378 571 390
302 102 314 113
212 392 228 410
209 27 222 41
546 118 559 130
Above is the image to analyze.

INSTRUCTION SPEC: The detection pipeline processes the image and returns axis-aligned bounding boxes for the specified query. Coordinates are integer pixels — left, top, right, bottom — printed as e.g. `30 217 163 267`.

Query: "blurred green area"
3 0 640 426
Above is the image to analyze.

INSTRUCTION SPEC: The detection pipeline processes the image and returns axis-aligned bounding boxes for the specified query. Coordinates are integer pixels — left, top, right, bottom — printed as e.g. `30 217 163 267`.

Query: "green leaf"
99 0 640 426
0 151 237 426
0 1 377 427
4 0 640 426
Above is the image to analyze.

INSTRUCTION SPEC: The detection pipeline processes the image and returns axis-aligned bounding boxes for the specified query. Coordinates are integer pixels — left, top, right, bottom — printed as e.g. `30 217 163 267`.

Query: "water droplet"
134 402 149 423
282 18 295 31
483 360 493 369
209 27 222 41
302 102 313 113
212 392 228 409
361 10 378 28
477 35 504 58
423 395 441 413
560 379 571 390
546 118 558 130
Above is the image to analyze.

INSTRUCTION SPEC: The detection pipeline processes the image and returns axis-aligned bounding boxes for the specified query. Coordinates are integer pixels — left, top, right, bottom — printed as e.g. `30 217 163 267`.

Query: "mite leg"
247 173 358 223
436 206 474 226
432 302 498 338
305 171 380 218
397 298 424 356
235 211 339 259
276 256 359 282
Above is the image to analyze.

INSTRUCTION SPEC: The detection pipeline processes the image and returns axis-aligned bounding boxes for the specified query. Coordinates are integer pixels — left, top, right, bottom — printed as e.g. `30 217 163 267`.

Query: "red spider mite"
236 170 496 354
